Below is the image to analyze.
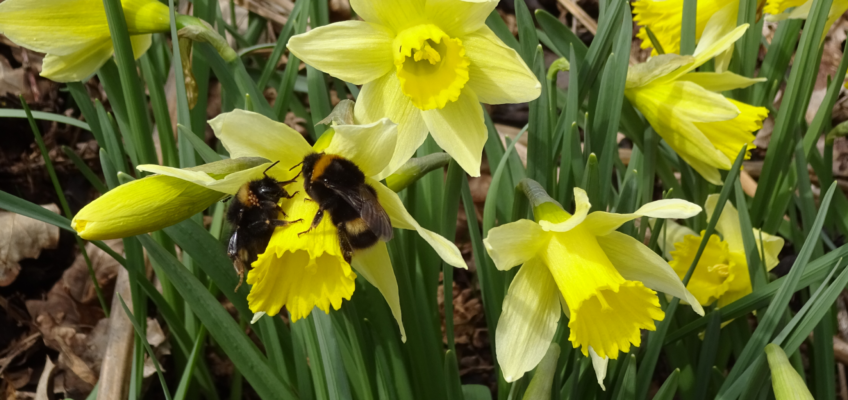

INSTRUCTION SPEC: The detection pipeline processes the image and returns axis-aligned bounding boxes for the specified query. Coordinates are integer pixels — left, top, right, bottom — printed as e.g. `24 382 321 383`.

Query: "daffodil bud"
765 344 814 400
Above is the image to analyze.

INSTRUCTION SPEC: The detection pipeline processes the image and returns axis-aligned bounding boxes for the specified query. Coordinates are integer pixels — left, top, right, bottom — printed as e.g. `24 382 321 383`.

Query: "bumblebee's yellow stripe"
311 154 341 182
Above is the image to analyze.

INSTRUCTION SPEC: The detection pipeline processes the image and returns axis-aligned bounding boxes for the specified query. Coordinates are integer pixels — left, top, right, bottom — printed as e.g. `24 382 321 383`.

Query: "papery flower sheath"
662 194 784 307
483 181 703 385
286 0 541 178
128 108 466 340
625 24 769 185
0 0 170 82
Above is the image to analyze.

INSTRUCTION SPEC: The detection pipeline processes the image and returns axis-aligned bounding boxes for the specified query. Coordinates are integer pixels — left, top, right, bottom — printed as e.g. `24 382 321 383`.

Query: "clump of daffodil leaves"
286 0 541 178
73 103 466 340
483 179 704 387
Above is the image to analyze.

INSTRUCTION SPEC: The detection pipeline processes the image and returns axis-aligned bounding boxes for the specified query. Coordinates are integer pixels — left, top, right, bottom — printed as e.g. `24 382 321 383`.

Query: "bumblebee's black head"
250 177 287 203
301 153 323 183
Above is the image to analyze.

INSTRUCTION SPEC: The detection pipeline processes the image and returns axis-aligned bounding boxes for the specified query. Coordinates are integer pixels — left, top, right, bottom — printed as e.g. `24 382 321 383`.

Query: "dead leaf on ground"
0 55 27 100
0 204 60 287
33 357 54 400
62 240 122 305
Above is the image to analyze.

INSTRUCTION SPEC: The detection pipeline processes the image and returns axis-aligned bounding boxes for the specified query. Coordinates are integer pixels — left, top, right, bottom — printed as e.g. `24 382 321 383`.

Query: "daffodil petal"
355 73 429 179
765 344 815 400
463 27 541 104
679 24 748 78
351 242 406 342
324 118 398 177
72 175 225 240
538 188 590 232
583 198 701 236
422 87 486 177
694 0 739 60
369 179 466 269
40 38 114 82
625 54 694 89
589 347 609 391
655 219 698 258
483 219 547 271
425 0 498 37
705 194 744 253
138 163 276 195
682 153 725 185
287 21 394 85
0 0 109 55
678 72 766 92
598 231 705 316
758 228 785 271
496 257 561 382
349 0 425 34
209 109 313 166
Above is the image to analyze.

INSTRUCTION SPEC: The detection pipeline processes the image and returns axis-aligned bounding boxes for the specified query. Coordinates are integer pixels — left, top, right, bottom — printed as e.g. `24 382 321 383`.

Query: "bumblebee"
297 153 393 263
227 161 300 291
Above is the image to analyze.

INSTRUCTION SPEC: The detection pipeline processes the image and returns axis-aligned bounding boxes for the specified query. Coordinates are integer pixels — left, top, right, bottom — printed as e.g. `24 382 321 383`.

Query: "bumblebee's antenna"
289 161 304 171
263 160 281 178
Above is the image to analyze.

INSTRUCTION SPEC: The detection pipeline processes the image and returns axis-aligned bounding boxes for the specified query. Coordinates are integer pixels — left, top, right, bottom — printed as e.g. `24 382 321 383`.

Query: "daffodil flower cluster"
662 195 784 307
73 108 466 340
286 0 541 178
483 180 703 385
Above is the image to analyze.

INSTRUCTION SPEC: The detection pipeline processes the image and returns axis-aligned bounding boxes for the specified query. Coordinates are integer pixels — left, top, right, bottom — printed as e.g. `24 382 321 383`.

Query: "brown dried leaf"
33 357 54 400
0 204 60 287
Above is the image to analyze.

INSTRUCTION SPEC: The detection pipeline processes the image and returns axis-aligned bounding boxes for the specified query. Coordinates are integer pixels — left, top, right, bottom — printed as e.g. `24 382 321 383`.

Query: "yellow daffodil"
662 194 784 307
286 0 541 178
625 24 769 185
0 0 169 82
765 0 848 38
129 108 465 339
483 181 704 384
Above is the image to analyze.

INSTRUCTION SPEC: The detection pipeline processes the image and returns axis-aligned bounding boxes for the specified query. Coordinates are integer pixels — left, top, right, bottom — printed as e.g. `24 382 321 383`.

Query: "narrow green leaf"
0 109 91 131
445 351 464 400
177 124 224 163
693 309 721 400
679 0 697 55
652 370 680 400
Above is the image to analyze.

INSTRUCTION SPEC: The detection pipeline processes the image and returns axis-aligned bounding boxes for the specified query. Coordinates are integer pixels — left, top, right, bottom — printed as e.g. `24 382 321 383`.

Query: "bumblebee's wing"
227 230 239 258
325 183 393 241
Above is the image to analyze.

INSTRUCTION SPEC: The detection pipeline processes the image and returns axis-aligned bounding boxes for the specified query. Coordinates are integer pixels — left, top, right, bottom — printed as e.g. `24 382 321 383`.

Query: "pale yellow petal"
351 242 406 342
422 87 486 177
324 118 398 177
138 163 280 195
483 219 548 271
425 0 498 37
589 347 609 391
72 175 225 240
369 179 467 269
672 24 748 79
656 219 698 258
539 188 590 232
349 0 425 34
287 21 394 85
678 72 766 92
693 0 740 58
705 194 744 253
598 231 705 316
0 0 109 55
355 73 429 180
758 229 785 271
625 54 694 89
583 198 701 236
121 0 170 33
209 109 313 166
40 38 114 82
496 257 561 382
463 27 541 104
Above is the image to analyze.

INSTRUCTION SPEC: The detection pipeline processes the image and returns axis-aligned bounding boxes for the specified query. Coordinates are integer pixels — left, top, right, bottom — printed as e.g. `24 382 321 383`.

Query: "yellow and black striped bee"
296 153 393 263
227 161 300 290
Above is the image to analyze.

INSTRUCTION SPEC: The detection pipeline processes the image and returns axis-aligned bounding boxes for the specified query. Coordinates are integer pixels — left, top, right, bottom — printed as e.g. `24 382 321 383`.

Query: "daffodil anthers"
0 0 234 83
483 179 704 386
286 0 541 179
661 194 784 308
625 24 769 185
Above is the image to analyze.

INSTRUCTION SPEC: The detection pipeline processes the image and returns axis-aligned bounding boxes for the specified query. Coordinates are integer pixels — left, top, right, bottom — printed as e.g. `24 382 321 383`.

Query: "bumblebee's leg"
270 218 302 228
337 226 354 264
283 191 299 199
232 257 248 292
259 200 288 217
298 208 324 236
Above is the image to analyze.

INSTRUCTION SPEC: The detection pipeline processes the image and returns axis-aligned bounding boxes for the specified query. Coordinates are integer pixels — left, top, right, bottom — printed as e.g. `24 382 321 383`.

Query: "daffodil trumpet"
625 24 769 185
286 0 541 178
0 0 234 82
484 179 703 386
662 194 784 308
